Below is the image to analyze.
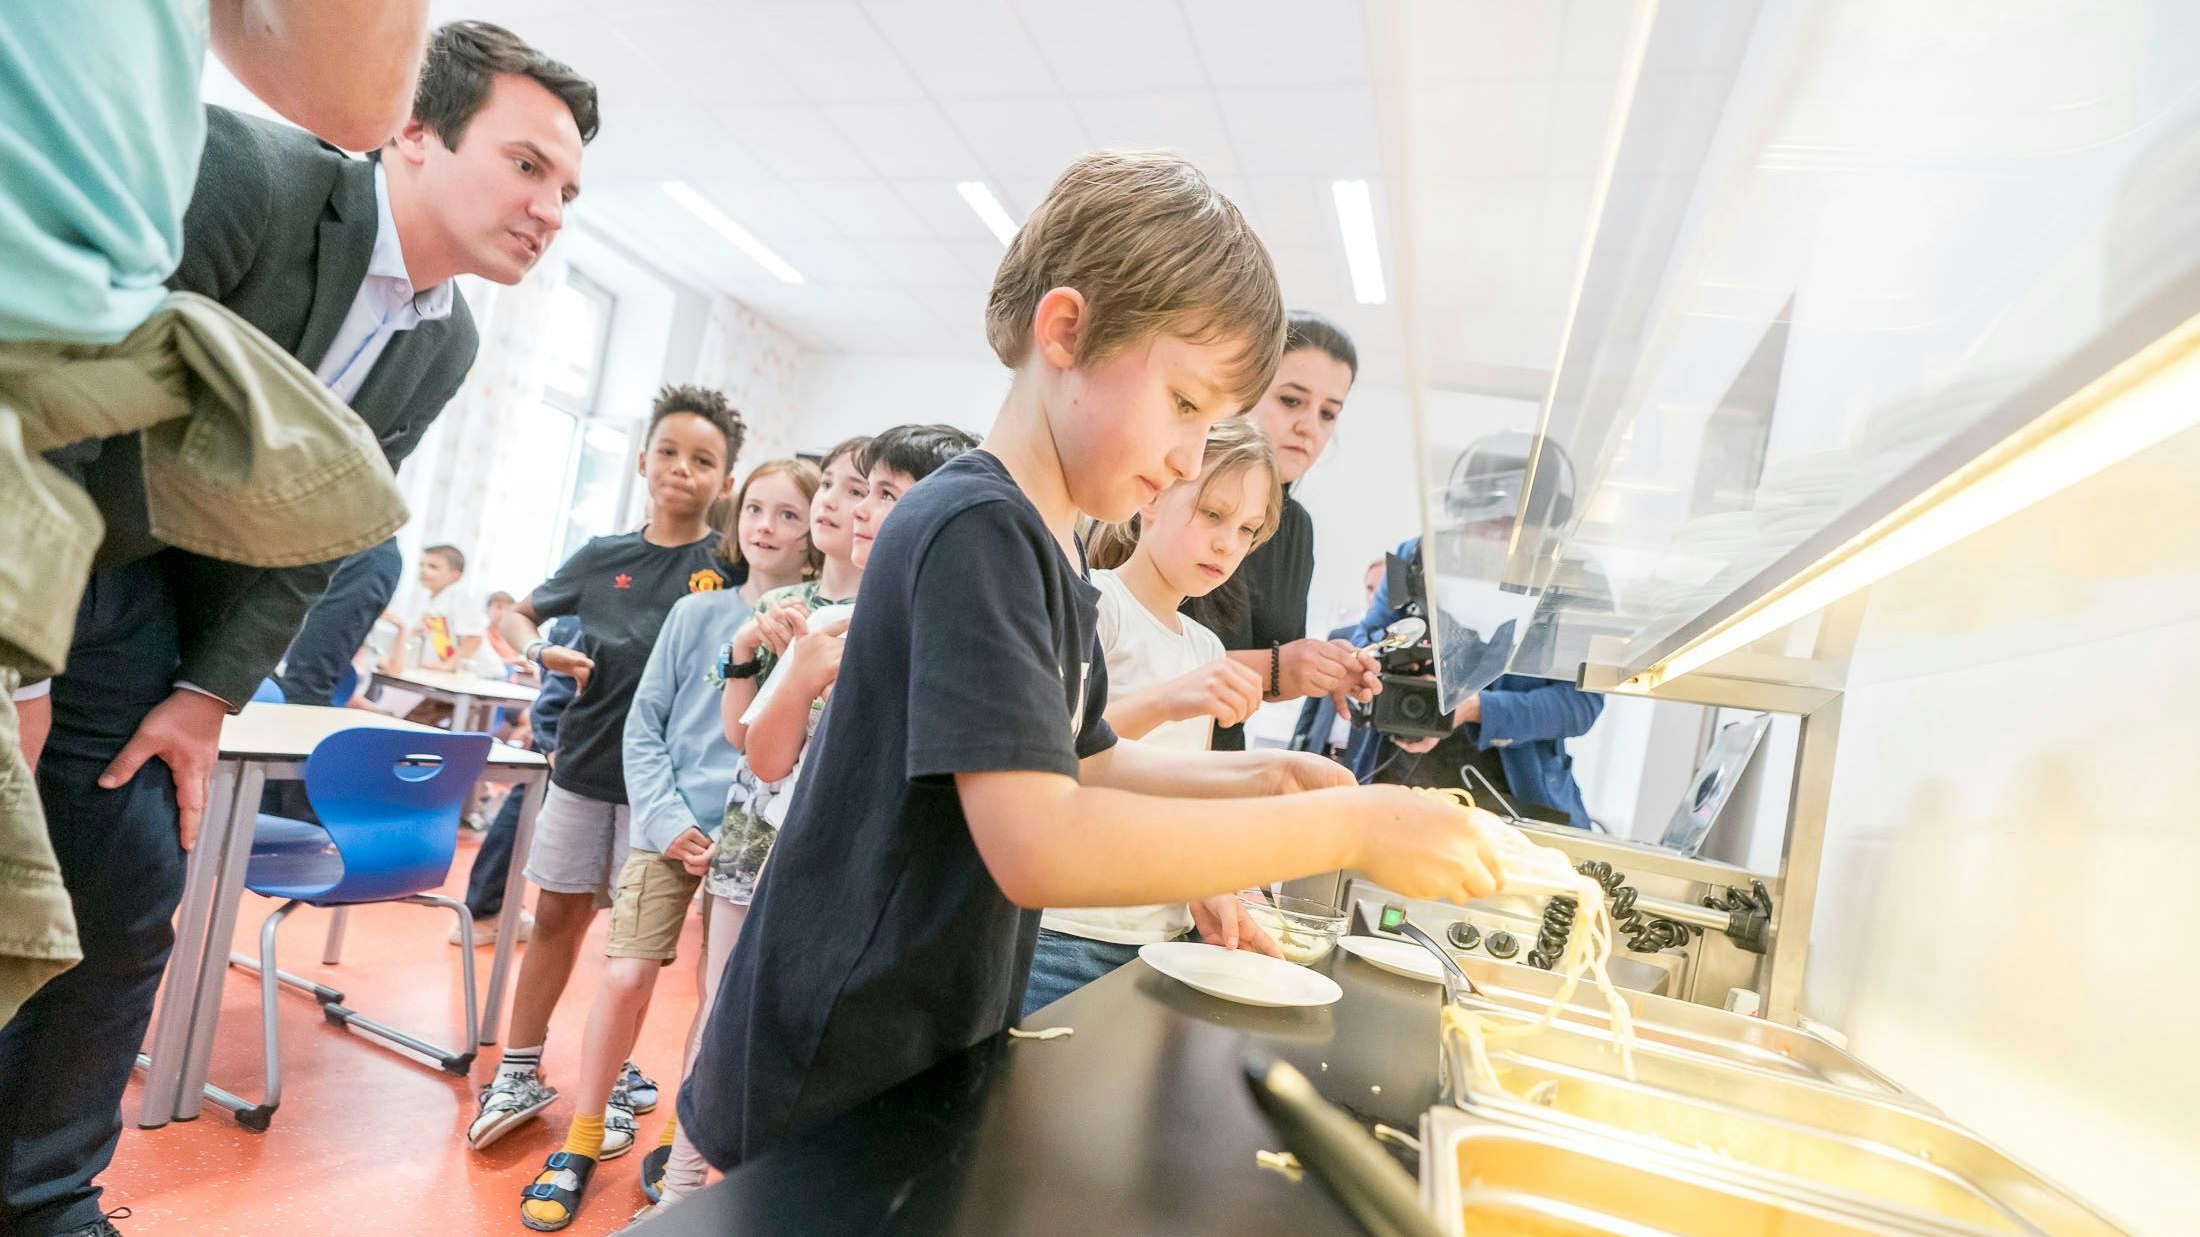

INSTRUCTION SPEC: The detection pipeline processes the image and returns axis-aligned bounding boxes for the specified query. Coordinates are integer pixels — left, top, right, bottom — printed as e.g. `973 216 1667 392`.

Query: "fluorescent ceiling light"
957 181 1019 246
1332 179 1387 305
1624 316 2200 692
661 181 803 284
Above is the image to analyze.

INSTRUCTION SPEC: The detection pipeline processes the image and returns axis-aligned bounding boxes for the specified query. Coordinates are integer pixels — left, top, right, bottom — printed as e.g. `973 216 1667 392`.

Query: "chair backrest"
251 678 286 704
300 728 494 904
330 662 360 708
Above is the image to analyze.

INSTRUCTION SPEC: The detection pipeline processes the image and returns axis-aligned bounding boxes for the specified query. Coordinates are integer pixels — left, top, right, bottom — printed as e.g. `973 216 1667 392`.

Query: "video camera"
1357 545 1454 740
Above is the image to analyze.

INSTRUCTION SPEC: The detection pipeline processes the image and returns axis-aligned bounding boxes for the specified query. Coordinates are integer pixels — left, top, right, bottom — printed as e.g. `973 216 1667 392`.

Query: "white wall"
1799 420 2200 1235
789 354 1010 454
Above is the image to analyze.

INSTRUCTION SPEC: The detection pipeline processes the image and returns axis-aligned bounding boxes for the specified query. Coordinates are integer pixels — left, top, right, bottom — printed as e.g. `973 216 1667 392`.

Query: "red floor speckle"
105 831 708 1236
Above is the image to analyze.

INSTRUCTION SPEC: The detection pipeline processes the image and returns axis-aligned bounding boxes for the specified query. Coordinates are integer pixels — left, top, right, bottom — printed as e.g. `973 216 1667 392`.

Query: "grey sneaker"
600 1082 637 1160
56 1209 131 1237
470 1070 558 1149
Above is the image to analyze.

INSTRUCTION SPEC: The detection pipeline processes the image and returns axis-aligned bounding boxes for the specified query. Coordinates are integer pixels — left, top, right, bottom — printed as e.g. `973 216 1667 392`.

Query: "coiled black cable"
1526 894 1576 970
1574 860 1695 954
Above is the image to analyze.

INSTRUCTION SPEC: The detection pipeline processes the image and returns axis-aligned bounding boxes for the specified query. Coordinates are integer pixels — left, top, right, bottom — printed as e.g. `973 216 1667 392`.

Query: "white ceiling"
304 1 1627 384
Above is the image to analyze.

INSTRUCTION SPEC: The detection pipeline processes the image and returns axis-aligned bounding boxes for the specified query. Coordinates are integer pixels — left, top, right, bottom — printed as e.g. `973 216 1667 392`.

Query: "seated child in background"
676 151 1509 1175
521 459 822 1231
486 590 532 678
1025 417 1285 1015
379 543 503 679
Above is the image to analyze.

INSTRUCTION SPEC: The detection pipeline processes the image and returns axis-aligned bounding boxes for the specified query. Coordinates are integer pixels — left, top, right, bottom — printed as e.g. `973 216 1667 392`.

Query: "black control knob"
1484 930 1519 959
1445 921 1481 951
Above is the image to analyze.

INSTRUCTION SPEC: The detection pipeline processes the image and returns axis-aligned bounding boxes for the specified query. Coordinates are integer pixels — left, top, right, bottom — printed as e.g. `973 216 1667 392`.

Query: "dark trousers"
465 779 527 920
276 537 400 707
0 562 189 1234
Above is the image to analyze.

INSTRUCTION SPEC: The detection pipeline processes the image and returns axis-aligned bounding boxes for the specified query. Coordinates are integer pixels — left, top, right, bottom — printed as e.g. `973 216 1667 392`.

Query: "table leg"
135 759 240 1129
173 762 267 1119
451 695 478 733
479 775 544 1044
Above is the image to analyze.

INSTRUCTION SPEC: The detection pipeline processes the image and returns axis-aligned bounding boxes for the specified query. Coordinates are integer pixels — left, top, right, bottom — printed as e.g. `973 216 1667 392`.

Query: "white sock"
498 1045 543 1082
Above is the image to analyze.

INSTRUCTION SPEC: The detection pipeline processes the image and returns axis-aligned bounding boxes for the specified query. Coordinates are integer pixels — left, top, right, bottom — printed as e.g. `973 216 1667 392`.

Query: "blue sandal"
640 1143 671 1203
520 1150 596 1232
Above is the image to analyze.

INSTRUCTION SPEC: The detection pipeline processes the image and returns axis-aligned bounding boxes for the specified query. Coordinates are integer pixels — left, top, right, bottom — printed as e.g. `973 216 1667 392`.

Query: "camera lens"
1401 693 1431 720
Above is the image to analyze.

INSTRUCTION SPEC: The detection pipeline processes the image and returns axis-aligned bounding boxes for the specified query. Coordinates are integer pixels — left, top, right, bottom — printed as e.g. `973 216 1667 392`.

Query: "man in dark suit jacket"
8 23 595 1232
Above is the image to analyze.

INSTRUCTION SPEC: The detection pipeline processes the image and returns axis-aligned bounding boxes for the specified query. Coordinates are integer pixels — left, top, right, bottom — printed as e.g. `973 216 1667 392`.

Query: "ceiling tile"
762 236 891 285
745 1 926 101
996 177 1058 218
1403 79 1555 179
1180 0 1371 87
612 7 808 105
1009 0 1208 92
890 179 1013 246
1216 86 1382 176
1069 92 1242 179
674 179 846 242
1561 0 1641 79
576 105 773 186
852 238 976 289
789 180 936 240
1548 80 1623 178
1406 0 1565 82
821 102 987 180
940 98 1093 181
1245 176 1347 252
713 104 878 179
858 0 1061 97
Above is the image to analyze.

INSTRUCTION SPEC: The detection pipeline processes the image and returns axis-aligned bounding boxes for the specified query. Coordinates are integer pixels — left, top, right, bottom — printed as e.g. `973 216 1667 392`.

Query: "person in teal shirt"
1 8 436 1233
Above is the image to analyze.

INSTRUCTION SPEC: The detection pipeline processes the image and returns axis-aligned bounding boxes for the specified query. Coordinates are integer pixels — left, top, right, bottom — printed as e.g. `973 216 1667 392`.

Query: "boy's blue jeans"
1023 926 1194 1018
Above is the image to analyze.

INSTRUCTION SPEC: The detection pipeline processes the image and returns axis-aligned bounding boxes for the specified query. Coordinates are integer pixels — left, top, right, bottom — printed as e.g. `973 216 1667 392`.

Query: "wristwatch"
718 641 763 681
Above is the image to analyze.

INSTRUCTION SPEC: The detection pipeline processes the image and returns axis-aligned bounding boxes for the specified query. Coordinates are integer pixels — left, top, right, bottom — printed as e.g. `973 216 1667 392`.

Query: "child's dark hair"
423 544 466 574
649 385 746 471
1285 309 1358 380
819 435 871 475
857 424 979 484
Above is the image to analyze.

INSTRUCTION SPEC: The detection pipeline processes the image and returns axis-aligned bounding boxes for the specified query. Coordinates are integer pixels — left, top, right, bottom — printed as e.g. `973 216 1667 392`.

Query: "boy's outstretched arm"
1080 739 1351 800
956 771 1503 911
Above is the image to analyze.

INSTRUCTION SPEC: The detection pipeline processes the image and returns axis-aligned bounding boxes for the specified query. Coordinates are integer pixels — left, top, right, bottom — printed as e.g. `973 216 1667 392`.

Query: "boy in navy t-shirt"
679 151 1513 1171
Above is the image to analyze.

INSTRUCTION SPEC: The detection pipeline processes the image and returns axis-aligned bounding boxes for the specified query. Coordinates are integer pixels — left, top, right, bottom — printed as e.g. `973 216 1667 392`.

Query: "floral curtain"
693 294 806 469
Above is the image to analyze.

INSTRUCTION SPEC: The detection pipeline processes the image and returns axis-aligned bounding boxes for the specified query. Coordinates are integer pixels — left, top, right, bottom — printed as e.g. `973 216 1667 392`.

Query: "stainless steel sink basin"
1421 1106 2003 1236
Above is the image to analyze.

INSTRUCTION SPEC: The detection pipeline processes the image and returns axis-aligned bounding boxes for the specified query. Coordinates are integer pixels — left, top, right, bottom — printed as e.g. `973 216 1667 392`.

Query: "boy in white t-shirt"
378 543 502 678
1024 418 1290 1015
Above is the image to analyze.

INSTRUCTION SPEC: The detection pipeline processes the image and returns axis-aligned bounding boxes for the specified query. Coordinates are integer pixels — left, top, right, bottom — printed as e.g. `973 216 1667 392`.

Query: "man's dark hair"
649 385 745 472
413 21 601 150
423 544 466 574
858 424 980 485
1285 308 1358 379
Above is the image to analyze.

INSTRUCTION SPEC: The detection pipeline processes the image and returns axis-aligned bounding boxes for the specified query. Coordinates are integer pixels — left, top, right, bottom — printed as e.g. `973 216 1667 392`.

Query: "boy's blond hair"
986 150 1287 410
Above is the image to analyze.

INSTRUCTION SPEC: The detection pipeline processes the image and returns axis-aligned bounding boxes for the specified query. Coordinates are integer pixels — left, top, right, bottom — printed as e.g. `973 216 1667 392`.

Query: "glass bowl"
1237 890 1348 965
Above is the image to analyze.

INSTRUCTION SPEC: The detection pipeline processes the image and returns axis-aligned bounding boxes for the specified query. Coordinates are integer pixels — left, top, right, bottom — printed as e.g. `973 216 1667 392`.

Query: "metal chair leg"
313 895 479 1076
204 898 300 1131
227 950 344 1005
322 906 350 965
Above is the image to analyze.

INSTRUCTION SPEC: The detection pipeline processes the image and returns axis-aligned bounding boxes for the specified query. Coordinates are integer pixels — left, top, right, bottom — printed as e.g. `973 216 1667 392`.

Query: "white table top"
219 703 546 767
372 665 541 703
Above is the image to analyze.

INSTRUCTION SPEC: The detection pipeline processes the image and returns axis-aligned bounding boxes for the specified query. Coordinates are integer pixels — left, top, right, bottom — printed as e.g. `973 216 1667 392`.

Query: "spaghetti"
1419 788 1638 1094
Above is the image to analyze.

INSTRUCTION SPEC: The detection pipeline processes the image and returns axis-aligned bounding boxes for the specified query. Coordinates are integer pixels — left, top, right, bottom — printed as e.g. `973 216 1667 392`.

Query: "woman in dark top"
1188 310 1379 749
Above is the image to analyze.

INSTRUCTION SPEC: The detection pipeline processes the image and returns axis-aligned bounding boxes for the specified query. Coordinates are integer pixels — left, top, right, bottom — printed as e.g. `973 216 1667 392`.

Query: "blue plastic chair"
250 678 286 704
329 662 360 708
212 728 493 1131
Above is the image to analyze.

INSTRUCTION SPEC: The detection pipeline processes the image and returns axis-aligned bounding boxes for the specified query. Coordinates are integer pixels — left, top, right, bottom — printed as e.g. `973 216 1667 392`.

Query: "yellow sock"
560 1112 605 1160
657 1114 679 1149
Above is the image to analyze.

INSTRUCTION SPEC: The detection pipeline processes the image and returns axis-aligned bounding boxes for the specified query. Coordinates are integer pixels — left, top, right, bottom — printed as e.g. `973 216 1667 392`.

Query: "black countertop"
635 946 1449 1236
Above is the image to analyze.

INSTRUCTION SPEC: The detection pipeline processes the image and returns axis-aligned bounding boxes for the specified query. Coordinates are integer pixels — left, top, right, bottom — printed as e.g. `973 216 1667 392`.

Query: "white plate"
1137 942 1342 1008
1339 935 1446 984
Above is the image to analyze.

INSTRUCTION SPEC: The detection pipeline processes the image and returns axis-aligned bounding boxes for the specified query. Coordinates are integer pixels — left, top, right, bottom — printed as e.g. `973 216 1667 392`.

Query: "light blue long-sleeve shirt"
623 587 754 854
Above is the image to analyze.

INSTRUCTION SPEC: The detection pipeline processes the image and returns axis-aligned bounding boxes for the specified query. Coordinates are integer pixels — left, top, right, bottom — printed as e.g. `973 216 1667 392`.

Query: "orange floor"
104 830 705 1236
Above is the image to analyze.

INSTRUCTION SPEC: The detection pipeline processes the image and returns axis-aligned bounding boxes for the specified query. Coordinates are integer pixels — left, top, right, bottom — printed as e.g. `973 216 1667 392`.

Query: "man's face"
394 74 586 284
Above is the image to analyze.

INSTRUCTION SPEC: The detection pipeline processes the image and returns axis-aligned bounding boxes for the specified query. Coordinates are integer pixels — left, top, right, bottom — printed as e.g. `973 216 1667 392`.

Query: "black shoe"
54 1207 131 1237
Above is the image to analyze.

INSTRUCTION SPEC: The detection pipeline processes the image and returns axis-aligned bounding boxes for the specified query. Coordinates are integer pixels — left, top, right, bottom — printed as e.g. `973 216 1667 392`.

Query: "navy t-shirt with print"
679 450 1115 1169
527 529 731 804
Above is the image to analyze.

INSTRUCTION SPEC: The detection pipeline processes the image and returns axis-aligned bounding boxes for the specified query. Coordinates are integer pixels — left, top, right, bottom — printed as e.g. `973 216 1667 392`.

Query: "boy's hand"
1191 894 1285 958
1257 750 1356 796
682 840 717 876
1350 785 1505 904
541 645 593 691
1276 638 1366 702
100 688 229 850
1163 659 1264 728
666 826 714 874
783 618 849 694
